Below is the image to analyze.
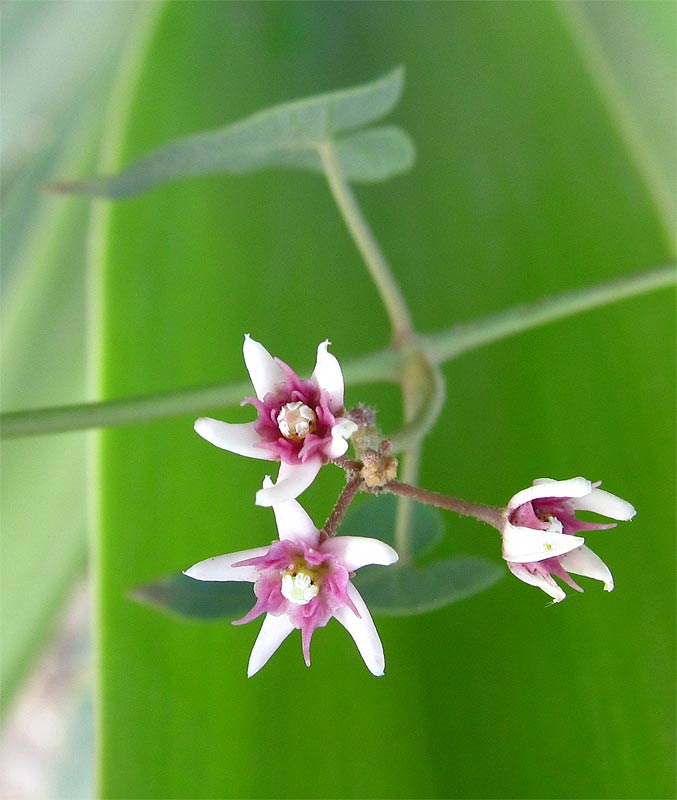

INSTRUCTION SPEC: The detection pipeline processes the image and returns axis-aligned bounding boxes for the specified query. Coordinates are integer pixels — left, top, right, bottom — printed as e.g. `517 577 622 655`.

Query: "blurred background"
1 2 675 798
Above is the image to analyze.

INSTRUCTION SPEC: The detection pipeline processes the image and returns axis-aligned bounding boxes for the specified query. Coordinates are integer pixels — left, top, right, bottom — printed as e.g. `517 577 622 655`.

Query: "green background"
3 2 675 798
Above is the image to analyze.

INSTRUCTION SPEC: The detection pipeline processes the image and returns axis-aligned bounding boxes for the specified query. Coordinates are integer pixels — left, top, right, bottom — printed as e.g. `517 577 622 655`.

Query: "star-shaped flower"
195 336 357 506
184 478 398 676
501 476 636 602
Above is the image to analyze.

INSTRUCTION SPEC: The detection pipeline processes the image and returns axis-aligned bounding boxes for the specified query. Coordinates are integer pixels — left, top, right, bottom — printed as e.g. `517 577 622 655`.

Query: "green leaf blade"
48 66 407 199
355 557 503 616
132 573 252 621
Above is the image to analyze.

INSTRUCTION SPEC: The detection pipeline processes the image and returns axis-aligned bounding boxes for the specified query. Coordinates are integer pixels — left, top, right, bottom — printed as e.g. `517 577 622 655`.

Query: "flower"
501 476 636 602
184 478 398 676
194 335 357 506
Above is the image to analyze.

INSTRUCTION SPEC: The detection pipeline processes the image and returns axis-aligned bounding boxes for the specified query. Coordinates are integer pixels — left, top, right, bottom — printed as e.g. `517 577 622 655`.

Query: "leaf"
354 557 503 616
334 126 416 183
48 67 408 198
339 494 444 560
132 573 252 621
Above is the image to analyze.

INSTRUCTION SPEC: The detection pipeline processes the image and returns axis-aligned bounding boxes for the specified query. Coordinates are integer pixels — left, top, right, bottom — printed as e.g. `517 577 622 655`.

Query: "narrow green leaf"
354 557 503 616
47 66 406 198
132 573 252 621
339 494 444 560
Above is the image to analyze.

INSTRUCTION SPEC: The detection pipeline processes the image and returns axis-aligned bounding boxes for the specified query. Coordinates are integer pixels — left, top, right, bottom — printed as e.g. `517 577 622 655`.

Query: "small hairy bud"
360 449 398 488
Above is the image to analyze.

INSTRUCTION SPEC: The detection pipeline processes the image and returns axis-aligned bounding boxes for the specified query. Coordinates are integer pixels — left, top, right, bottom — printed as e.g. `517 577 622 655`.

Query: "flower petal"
334 584 385 676
321 536 398 572
194 418 274 461
507 562 567 602
247 613 295 677
508 477 592 510
262 476 320 545
569 488 636 521
255 458 322 507
311 340 345 412
243 334 287 401
559 545 614 591
326 417 359 459
183 546 270 582
502 523 585 562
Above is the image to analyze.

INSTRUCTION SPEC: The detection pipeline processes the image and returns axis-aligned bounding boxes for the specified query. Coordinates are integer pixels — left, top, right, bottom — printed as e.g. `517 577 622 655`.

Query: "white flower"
502 477 636 602
184 478 398 676
194 336 357 506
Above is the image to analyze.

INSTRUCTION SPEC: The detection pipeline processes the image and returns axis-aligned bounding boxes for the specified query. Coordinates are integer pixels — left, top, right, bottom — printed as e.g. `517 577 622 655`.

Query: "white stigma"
281 571 319 605
277 401 317 440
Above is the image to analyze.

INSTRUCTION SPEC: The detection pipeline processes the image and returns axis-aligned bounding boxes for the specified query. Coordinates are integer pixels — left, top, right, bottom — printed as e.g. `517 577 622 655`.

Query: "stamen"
281 571 319 605
277 401 317 440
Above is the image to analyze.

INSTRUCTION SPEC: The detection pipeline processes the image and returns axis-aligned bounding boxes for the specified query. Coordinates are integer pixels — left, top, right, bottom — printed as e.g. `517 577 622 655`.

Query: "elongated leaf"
132 573 252 620
355 557 503 615
340 494 444 559
49 66 407 198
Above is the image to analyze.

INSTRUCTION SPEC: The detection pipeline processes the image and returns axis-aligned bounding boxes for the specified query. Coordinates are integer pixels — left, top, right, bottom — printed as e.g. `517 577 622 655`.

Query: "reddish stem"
320 476 363 541
384 481 505 531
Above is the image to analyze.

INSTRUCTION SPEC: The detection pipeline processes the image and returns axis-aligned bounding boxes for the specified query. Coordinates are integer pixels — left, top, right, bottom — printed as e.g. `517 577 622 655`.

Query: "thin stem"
320 476 363 541
0 347 398 439
393 352 431 566
2 265 672 438
423 264 675 366
318 139 415 343
388 355 446 453
331 456 363 472
387 481 505 531
393 448 419 566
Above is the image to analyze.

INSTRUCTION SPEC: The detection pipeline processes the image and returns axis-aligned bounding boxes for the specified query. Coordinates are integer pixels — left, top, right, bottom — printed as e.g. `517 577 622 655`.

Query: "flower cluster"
187 336 636 677
189 337 395 676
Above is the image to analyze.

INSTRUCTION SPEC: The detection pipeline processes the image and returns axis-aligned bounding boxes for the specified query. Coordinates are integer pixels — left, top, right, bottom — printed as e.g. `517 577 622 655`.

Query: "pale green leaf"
48 66 407 198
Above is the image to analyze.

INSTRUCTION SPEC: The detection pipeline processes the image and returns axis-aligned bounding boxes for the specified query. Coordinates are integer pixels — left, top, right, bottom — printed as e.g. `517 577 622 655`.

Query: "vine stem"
2 265 672 439
386 481 505 531
319 138 437 566
318 140 415 345
320 476 362 541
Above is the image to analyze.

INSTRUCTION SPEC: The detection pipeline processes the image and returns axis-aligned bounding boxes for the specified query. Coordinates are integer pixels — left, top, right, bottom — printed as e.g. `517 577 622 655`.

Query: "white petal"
247 614 295 677
508 477 592 511
507 562 567 602
263 477 320 545
321 536 398 572
243 334 287 401
501 523 584 563
311 340 345 411
559 545 614 591
326 417 359 459
334 584 385 676
570 488 636 521
255 458 322 507
194 418 274 461
183 546 270 582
